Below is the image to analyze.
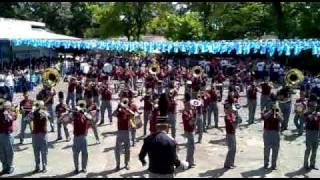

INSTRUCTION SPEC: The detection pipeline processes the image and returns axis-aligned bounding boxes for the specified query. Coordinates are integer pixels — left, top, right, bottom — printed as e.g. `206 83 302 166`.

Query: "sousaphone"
42 68 60 87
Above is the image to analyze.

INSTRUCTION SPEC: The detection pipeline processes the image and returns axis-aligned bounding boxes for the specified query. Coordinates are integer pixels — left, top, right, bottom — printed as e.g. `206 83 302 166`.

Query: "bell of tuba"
42 68 60 87
192 66 203 78
284 69 304 89
149 63 160 75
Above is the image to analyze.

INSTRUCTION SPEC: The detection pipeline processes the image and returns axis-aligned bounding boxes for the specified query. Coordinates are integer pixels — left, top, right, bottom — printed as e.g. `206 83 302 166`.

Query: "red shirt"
168 98 177 113
55 103 67 118
263 111 281 131
32 111 48 134
247 86 257 100
143 96 153 111
261 83 271 95
101 86 112 101
0 111 16 133
150 109 160 134
68 81 77 93
192 77 201 91
182 110 195 132
145 75 156 89
117 108 130 131
225 113 236 134
208 90 218 102
20 99 33 115
73 112 89 136
304 112 320 131
98 74 106 82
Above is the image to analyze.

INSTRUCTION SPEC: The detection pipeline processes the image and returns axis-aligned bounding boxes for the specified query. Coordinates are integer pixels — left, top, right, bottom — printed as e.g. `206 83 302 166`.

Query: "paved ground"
1 81 319 178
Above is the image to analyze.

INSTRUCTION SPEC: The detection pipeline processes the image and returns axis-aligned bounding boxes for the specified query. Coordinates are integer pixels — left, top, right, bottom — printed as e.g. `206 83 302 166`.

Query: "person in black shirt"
139 117 188 177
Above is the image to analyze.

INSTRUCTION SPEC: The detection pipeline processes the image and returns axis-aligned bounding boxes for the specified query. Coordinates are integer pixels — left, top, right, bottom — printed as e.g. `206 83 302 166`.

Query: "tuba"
192 66 203 78
42 68 60 87
284 69 304 89
149 63 160 75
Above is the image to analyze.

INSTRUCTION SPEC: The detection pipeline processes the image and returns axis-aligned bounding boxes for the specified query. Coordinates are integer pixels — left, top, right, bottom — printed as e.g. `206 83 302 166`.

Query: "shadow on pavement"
14 145 29 152
62 144 73 150
209 138 226 146
284 167 310 178
101 131 118 138
120 169 149 178
198 167 228 178
86 168 123 178
283 133 301 142
241 167 272 178
103 146 115 153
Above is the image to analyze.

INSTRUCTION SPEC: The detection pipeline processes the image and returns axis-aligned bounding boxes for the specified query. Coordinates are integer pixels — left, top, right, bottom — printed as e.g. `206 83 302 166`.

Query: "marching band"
0 55 319 177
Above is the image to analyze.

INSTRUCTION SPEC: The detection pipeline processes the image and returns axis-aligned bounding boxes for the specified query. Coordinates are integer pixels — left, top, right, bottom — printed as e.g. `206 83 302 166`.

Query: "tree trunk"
272 2 286 39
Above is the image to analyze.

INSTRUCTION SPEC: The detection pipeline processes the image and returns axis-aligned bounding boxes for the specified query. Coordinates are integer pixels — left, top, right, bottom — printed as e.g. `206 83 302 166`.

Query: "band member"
201 91 210 132
194 93 204 144
293 90 307 135
150 99 160 134
86 95 100 144
112 98 133 170
66 76 77 109
0 101 17 174
191 74 202 98
259 77 272 116
25 101 50 173
261 94 282 170
247 82 258 124
223 103 238 169
213 70 225 98
99 80 113 125
139 118 187 178
91 81 100 108
64 101 92 174
207 85 219 128
129 100 139 147
277 86 292 131
168 89 177 139
55 92 70 141
19 91 33 144
37 85 56 132
145 72 158 93
182 100 196 169
303 96 319 170
83 80 93 103
141 89 153 136
75 75 84 102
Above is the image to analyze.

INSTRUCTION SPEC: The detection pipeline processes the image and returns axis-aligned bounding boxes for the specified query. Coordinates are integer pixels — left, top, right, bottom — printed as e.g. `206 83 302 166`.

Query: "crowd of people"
0 52 319 177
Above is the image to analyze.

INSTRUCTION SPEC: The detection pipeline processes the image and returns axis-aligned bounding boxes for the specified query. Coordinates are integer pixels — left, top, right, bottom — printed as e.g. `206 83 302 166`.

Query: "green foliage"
1 2 320 40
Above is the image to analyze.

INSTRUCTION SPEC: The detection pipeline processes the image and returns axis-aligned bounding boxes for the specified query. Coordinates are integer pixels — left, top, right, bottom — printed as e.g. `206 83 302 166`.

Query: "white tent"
0 18 80 40
0 18 80 62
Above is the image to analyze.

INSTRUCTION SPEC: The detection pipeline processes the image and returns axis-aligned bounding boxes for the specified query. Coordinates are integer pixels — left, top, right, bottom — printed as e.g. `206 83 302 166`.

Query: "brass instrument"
284 69 304 89
192 66 203 78
42 68 60 87
149 63 160 75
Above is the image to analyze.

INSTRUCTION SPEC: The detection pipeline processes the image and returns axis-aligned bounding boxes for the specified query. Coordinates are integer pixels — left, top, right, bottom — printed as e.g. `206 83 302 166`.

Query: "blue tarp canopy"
9 38 320 56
